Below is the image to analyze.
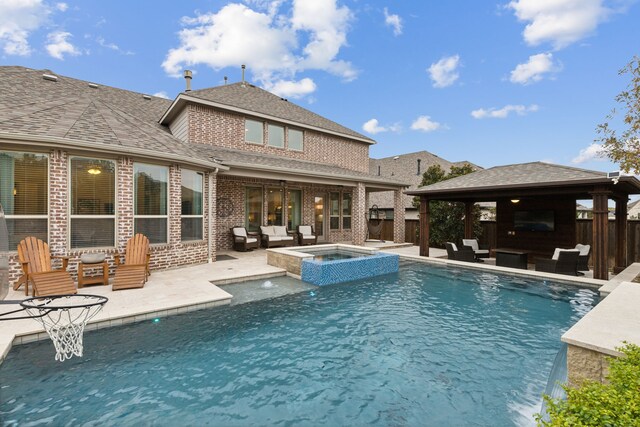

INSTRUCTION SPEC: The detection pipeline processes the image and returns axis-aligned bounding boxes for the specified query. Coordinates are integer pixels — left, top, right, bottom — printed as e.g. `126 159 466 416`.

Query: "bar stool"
78 253 109 288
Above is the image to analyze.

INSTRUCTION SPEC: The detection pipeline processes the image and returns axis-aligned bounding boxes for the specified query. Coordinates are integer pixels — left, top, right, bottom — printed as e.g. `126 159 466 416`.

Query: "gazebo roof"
406 162 640 201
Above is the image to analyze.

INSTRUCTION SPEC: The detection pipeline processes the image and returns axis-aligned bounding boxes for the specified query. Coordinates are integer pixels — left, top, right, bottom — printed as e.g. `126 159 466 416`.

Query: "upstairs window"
268 124 285 148
288 129 304 151
134 163 168 244
0 151 48 248
70 157 116 248
245 119 263 144
181 170 203 241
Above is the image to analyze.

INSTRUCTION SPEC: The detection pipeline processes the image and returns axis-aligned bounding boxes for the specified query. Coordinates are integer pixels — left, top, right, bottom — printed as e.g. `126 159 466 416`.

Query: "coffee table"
494 249 529 270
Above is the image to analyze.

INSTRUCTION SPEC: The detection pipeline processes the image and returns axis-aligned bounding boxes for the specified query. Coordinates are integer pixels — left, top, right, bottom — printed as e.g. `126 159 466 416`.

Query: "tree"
597 56 640 174
412 163 482 247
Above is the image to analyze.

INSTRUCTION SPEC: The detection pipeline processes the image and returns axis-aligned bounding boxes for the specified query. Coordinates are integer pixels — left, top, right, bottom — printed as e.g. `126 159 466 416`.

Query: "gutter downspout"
208 168 218 263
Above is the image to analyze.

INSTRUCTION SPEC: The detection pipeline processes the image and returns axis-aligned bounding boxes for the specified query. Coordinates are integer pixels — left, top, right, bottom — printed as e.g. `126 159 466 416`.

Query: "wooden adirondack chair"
16 237 75 296
112 234 150 290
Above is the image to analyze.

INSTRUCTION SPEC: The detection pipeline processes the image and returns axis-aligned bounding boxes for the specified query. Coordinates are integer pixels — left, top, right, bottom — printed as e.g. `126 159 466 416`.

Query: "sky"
1 0 639 176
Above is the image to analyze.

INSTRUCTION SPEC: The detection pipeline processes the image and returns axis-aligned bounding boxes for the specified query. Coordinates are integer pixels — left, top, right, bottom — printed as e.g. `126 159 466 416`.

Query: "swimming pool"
0 262 597 426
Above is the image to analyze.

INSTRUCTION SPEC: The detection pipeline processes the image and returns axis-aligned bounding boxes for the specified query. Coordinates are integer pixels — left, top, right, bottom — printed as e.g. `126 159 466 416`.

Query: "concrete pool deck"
0 244 636 372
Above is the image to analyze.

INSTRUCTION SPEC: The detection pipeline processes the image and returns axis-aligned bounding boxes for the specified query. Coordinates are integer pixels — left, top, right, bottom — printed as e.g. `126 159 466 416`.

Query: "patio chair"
231 227 259 251
113 233 150 290
296 225 317 246
16 236 75 296
260 226 296 248
445 242 475 262
462 239 490 260
535 249 580 276
575 244 591 272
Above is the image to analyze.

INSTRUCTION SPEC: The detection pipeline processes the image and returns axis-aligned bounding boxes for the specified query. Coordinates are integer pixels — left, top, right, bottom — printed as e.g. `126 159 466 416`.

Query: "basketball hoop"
1 294 108 362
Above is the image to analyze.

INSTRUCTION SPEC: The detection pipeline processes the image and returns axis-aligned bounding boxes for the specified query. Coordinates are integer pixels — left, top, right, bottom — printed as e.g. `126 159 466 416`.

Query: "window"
70 158 116 248
181 170 203 241
287 190 302 230
267 188 283 225
134 163 168 244
288 129 304 151
245 119 263 144
268 124 284 148
245 187 263 232
342 193 352 229
329 192 340 230
0 152 48 248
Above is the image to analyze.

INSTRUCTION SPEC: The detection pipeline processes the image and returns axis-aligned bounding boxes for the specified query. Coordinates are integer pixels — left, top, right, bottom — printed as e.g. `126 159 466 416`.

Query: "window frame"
68 156 117 250
287 128 304 151
133 162 169 245
342 192 352 230
181 169 204 242
267 123 285 148
245 118 264 145
329 192 340 230
245 186 263 232
1 150 49 248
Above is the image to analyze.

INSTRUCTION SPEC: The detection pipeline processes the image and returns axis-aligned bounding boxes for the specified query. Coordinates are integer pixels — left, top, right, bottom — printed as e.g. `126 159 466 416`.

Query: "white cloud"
510 53 560 84
362 118 400 135
383 8 402 36
507 0 614 50
45 30 80 60
97 36 134 55
153 91 170 99
572 143 605 164
410 115 441 132
55 2 68 12
263 77 316 99
0 0 50 56
471 104 539 119
162 1 356 98
427 55 460 88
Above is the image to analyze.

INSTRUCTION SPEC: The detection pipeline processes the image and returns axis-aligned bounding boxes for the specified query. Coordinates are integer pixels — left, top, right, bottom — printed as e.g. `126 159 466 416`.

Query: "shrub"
537 343 640 426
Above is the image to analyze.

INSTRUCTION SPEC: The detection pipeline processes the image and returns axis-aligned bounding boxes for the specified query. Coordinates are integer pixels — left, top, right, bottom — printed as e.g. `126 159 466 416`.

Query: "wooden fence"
380 218 640 263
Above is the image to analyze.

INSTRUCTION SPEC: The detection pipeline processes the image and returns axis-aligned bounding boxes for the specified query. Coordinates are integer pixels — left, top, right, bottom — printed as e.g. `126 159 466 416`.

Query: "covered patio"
406 162 640 280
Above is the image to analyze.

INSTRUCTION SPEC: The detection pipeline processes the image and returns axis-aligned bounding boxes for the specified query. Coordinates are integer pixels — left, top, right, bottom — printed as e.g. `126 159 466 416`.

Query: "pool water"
299 249 371 261
0 262 597 426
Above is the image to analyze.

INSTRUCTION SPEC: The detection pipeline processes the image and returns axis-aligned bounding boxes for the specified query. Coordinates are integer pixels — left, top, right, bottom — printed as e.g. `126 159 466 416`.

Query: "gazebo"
406 162 640 280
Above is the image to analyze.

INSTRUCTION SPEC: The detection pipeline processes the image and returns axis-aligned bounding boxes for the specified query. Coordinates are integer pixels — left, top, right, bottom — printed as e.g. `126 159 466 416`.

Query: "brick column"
208 170 217 262
393 189 405 243
117 157 134 251
352 182 366 246
48 149 68 255
169 165 181 245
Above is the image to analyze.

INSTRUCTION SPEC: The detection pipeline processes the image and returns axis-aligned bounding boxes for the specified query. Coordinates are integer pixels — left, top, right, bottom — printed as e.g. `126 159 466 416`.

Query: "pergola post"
614 197 628 274
591 187 611 280
419 196 430 257
464 202 474 239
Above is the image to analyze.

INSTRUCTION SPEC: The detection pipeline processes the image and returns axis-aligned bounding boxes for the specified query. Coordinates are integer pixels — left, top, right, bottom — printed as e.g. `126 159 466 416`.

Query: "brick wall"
187 104 370 174
7 153 214 289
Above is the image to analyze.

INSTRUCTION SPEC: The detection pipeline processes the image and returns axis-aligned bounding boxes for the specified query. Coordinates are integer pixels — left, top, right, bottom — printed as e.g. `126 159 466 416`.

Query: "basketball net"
22 295 107 362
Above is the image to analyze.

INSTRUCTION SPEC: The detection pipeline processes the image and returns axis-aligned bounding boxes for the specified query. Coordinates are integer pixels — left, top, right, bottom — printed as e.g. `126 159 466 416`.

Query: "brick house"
0 66 407 284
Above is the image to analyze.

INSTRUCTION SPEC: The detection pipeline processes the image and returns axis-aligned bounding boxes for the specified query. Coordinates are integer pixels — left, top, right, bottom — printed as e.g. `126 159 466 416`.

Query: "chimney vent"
183 70 193 92
224 76 228 85
143 95 151 100
241 64 246 84
88 83 98 89
42 74 58 82
417 159 421 175
377 165 381 176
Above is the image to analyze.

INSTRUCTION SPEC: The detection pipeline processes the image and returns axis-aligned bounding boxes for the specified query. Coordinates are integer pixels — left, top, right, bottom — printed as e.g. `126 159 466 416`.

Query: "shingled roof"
0 66 222 169
160 82 374 144
406 162 640 199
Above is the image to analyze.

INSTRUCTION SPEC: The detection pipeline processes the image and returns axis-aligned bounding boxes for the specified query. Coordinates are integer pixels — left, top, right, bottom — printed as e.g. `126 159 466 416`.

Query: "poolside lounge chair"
296 225 317 245
535 249 580 276
445 242 476 262
462 239 490 260
575 244 591 272
16 236 75 296
231 227 259 251
113 233 150 290
260 226 296 248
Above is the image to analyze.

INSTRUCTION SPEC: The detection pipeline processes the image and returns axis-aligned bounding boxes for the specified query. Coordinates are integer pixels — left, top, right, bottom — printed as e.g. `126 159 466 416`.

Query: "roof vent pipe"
184 70 192 92
377 165 381 176
224 76 228 85
241 64 246 84
417 159 421 176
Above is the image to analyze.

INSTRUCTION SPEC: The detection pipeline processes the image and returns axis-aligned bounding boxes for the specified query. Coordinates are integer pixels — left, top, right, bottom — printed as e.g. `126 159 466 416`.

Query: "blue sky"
1 0 639 174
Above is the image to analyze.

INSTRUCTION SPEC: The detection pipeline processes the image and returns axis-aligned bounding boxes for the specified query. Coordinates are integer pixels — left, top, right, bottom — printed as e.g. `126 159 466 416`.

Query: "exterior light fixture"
511 199 520 204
